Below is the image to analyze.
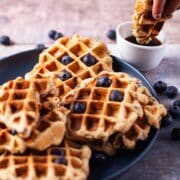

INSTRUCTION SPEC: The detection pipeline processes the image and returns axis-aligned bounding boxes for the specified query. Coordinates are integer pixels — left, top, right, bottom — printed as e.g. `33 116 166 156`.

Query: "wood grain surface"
0 0 180 44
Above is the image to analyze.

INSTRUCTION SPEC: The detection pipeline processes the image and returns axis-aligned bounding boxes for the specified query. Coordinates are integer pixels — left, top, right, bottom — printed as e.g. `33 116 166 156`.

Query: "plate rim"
0 49 159 180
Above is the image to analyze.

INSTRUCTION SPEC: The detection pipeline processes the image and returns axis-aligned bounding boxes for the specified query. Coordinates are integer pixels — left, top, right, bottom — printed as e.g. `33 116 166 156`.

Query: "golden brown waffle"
25 35 113 90
0 140 91 180
132 0 171 44
0 77 41 138
61 71 167 155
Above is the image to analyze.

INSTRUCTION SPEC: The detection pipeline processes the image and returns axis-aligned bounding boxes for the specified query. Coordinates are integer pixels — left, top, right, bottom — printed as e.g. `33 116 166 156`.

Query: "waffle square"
0 140 91 180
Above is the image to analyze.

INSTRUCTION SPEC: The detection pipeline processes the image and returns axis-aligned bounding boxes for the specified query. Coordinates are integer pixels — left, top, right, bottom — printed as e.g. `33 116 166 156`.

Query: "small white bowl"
116 21 167 71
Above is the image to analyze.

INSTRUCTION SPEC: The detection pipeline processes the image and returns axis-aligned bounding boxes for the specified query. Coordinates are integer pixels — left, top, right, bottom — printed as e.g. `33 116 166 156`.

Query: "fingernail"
154 14 161 20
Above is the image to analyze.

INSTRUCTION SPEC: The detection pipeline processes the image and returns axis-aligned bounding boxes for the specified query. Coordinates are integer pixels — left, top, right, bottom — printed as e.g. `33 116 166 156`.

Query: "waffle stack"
132 0 171 44
0 35 167 179
62 71 167 155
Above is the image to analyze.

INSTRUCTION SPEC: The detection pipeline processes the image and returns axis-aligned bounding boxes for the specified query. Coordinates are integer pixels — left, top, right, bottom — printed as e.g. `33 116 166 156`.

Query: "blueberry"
107 29 116 40
51 149 65 156
95 153 107 161
153 81 167 93
173 100 180 107
0 35 11 46
53 157 67 165
61 55 73 65
165 86 178 99
160 114 172 128
171 128 180 141
54 32 63 40
97 76 111 87
73 102 86 113
36 43 46 51
48 30 56 39
9 130 17 135
59 70 72 81
110 90 124 102
82 54 97 66
169 106 180 119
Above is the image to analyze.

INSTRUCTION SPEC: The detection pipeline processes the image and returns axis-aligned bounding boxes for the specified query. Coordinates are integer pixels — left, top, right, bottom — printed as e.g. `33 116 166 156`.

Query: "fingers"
152 0 167 19
163 0 180 16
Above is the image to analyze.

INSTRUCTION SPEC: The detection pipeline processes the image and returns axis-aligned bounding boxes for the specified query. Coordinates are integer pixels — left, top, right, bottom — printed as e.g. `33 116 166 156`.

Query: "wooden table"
0 1 180 180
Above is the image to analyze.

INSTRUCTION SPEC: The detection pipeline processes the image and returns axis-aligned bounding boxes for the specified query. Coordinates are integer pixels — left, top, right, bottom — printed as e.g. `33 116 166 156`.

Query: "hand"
152 0 180 20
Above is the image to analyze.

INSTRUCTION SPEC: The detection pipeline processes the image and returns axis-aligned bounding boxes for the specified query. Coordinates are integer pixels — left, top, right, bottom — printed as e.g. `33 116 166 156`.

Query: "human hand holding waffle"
0 35 167 179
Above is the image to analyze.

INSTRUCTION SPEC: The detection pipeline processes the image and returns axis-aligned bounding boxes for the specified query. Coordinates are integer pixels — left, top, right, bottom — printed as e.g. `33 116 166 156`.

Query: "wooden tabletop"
0 1 180 180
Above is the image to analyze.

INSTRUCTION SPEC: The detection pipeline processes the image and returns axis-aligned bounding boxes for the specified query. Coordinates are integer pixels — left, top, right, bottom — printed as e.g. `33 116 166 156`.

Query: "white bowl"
116 21 167 71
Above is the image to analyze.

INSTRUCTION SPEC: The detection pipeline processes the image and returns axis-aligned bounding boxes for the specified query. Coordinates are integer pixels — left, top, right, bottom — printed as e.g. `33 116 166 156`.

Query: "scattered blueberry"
107 29 116 40
171 128 180 141
82 54 97 66
54 32 63 40
36 43 46 51
48 30 63 40
60 55 73 65
161 114 172 128
153 81 167 93
95 153 107 161
9 130 17 135
169 106 180 119
48 30 56 39
174 100 180 107
110 90 124 102
73 102 86 113
53 157 67 165
97 76 111 87
165 86 178 99
51 149 65 156
0 35 11 46
59 70 72 81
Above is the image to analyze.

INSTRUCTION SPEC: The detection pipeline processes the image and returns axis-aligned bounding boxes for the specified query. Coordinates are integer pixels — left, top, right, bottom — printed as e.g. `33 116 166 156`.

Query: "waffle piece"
0 140 91 180
25 35 113 90
0 123 26 154
0 77 41 138
62 71 167 155
62 71 149 142
132 0 171 44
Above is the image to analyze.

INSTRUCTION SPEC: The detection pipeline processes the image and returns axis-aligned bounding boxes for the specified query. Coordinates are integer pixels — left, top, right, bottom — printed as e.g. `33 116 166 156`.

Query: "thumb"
152 0 167 19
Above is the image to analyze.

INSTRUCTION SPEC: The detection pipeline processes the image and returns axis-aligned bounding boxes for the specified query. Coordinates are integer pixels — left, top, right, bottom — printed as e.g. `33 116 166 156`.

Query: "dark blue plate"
0 50 159 180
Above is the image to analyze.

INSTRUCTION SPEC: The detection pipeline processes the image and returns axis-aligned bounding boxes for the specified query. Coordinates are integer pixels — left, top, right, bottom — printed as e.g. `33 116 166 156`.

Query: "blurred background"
0 0 180 45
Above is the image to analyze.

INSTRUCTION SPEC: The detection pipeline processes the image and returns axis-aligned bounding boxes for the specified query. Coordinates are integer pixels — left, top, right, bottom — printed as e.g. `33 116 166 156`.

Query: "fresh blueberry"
107 29 116 40
110 90 124 102
61 55 73 65
171 128 180 141
165 86 178 99
9 130 17 135
169 106 180 119
51 149 65 156
36 43 46 51
54 32 63 40
73 102 86 113
48 30 56 40
95 153 107 161
160 114 172 128
153 81 167 93
82 54 97 66
173 100 180 107
0 35 11 46
97 76 111 87
53 157 67 165
59 70 72 81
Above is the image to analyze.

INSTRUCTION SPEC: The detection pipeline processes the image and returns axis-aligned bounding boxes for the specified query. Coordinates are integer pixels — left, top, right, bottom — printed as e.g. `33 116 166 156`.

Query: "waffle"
0 140 91 180
61 71 167 155
25 35 113 90
0 77 41 138
132 0 171 44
